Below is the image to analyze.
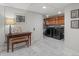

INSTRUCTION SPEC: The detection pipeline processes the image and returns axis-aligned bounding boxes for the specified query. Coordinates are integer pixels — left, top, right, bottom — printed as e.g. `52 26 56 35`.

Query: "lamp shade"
5 18 15 25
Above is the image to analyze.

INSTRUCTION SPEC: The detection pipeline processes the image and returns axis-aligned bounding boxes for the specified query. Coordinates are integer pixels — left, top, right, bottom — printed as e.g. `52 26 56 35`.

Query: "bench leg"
12 44 14 52
26 40 29 47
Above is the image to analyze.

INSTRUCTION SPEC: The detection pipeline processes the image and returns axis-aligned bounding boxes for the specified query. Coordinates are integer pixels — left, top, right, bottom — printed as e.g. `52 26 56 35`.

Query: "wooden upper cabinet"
55 17 59 25
45 16 64 25
61 16 64 24
58 16 64 25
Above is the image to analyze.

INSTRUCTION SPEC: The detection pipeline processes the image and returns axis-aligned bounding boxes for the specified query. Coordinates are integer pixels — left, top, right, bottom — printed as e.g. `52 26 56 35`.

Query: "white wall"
0 6 5 46
26 12 43 43
0 6 43 51
4 6 43 43
65 3 79 55
5 7 27 33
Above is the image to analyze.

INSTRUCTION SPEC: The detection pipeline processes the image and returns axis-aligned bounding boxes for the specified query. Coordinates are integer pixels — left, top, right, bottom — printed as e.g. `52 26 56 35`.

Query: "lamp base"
9 25 12 35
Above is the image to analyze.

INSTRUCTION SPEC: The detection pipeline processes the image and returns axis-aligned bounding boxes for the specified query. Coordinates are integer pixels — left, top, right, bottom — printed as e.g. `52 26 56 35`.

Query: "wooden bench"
11 37 29 52
6 32 31 52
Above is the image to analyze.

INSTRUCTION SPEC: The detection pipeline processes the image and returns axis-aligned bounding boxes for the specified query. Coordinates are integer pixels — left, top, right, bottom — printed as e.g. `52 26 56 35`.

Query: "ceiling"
0 3 70 17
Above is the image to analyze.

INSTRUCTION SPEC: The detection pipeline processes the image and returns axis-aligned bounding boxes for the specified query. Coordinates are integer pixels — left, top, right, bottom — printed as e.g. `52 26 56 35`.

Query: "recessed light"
42 6 46 9
58 11 62 14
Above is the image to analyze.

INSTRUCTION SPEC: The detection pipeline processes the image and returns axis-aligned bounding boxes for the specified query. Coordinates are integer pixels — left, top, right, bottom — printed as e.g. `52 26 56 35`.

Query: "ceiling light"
42 6 46 9
58 11 62 14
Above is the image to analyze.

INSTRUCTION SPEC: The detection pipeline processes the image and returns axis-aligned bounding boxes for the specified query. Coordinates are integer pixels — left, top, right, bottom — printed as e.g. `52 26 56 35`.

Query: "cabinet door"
58 17 61 25
55 17 59 25
61 16 64 24
52 18 55 25
58 16 64 25
46 19 52 25
46 18 55 25
50 19 53 25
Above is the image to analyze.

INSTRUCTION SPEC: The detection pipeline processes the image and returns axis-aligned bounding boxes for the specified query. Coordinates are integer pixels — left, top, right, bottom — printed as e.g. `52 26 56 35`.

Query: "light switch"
33 28 35 31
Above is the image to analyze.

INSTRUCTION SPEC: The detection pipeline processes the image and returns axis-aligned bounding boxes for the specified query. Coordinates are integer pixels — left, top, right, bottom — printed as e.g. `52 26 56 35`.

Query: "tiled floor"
0 36 65 56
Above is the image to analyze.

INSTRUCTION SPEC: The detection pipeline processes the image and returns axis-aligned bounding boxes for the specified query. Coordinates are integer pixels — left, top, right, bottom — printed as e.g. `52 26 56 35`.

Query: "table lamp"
5 18 15 35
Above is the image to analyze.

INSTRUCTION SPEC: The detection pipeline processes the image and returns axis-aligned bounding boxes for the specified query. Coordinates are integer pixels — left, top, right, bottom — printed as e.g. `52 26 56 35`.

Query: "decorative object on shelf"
16 15 25 22
71 9 79 18
5 18 15 34
71 20 79 28
13 26 22 33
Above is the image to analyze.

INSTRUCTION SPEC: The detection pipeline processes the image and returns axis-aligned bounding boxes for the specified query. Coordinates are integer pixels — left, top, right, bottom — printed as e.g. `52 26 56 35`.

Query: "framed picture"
71 9 79 18
16 15 25 22
71 20 79 28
